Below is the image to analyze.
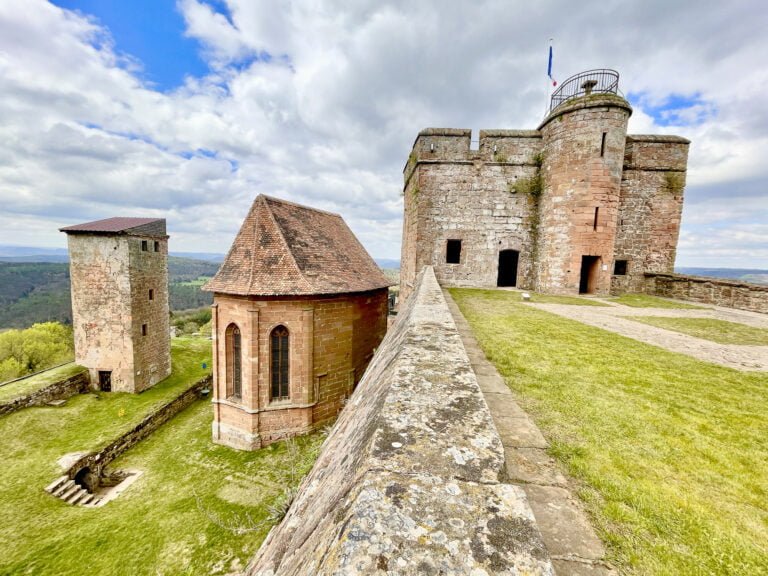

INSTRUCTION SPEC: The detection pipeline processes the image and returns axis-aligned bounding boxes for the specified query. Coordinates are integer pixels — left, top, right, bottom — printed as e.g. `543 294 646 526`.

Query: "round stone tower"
535 70 632 295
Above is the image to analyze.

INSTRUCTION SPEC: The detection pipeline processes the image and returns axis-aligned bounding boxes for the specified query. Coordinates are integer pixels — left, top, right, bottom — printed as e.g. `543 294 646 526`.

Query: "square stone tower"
61 217 171 393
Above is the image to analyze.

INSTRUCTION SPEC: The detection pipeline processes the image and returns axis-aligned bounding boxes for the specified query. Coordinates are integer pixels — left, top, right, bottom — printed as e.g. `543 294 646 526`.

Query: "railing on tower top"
549 69 620 113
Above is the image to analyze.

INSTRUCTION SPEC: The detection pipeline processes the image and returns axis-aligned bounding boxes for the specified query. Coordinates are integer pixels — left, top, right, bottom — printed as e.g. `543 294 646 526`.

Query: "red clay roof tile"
203 195 391 296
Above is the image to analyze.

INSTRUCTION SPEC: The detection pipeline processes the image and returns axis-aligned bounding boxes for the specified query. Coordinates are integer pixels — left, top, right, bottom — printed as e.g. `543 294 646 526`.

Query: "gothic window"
270 325 290 401
226 324 242 399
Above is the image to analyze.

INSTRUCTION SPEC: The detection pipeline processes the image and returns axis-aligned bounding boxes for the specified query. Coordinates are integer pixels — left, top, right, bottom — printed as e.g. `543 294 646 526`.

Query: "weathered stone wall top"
248 267 553 575
624 135 690 171
646 273 768 314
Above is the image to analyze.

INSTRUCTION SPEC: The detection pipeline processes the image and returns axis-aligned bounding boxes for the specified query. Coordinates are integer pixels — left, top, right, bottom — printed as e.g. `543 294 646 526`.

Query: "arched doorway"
497 250 519 287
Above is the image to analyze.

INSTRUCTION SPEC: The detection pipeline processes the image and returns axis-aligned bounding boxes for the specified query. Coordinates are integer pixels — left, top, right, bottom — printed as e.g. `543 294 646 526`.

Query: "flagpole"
545 38 554 117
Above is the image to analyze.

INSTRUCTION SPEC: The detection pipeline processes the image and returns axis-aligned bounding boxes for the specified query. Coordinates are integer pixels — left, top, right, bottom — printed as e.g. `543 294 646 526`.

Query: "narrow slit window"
446 239 462 264
271 326 290 400
141 323 147 336
148 289 154 301
141 240 148 252
600 132 607 157
593 207 599 231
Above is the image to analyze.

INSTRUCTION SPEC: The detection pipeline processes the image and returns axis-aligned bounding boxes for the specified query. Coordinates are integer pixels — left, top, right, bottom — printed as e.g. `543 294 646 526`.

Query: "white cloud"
0 0 766 267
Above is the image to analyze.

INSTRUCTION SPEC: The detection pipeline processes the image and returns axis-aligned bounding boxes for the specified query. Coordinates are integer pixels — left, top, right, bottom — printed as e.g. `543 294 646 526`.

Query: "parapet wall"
645 273 768 314
248 267 553 575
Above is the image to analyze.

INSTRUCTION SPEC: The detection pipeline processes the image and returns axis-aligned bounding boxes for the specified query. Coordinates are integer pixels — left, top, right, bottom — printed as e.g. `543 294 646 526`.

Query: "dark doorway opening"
98 371 112 392
497 250 519 287
579 256 600 294
446 239 462 264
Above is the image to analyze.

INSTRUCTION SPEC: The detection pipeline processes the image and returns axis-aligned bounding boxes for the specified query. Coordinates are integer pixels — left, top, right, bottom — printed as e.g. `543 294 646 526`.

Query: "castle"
61 217 171 393
400 70 690 301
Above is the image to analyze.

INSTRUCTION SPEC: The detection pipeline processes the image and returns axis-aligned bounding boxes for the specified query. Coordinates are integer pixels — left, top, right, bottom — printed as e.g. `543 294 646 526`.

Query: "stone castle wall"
129 236 171 392
401 130 542 301
247 267 553 575
645 273 768 313
67 233 171 393
400 95 690 300
211 289 388 450
537 95 631 294
0 368 89 416
68 235 136 391
612 136 689 293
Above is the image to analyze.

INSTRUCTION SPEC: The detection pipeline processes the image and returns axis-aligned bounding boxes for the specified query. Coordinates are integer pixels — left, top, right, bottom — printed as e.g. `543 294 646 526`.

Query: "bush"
0 322 74 381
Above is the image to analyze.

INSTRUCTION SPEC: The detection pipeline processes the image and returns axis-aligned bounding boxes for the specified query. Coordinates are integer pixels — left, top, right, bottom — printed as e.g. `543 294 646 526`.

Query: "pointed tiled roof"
203 195 391 296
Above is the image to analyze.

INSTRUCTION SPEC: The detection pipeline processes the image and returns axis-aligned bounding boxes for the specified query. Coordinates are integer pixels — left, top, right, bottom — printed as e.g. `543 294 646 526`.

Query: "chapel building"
203 195 390 451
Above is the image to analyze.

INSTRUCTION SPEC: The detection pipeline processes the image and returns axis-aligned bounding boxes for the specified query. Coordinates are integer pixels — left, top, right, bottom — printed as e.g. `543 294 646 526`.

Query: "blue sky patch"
628 91 717 127
52 0 210 91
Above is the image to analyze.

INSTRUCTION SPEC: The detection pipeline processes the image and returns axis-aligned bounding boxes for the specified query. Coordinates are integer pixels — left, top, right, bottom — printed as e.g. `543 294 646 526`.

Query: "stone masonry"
248 267 554 575
204 195 390 450
61 218 171 393
400 71 690 300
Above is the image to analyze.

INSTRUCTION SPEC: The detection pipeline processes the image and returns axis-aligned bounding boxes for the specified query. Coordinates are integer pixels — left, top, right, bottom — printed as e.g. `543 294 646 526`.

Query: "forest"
0 257 219 329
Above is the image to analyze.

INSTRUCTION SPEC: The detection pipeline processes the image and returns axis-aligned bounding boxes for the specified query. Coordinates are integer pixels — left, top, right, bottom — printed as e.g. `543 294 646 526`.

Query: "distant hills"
675 267 768 285
0 245 400 269
0 257 220 329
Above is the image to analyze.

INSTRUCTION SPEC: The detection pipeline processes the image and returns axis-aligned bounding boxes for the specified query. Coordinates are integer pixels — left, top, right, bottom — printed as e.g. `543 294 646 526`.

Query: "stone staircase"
44 475 102 507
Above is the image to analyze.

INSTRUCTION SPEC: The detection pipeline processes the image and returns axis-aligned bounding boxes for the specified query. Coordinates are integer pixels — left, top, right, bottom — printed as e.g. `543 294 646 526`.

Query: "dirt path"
531 301 768 371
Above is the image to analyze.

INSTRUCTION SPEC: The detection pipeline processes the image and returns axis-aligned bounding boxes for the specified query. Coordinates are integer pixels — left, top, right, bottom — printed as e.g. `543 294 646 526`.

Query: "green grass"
629 317 768 346
0 362 85 403
526 293 610 306
450 288 768 575
2 398 324 575
610 293 706 309
0 337 218 575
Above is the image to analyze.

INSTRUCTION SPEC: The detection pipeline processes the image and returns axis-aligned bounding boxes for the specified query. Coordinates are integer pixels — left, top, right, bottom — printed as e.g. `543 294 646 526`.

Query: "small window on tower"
154 241 160 252
142 323 148 336
614 260 628 275
141 240 148 252
600 132 607 157
149 289 154 301
446 240 462 264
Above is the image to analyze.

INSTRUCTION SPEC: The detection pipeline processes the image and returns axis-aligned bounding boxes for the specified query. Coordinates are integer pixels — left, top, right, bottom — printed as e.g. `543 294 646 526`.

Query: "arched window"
270 325 290 400
225 324 242 399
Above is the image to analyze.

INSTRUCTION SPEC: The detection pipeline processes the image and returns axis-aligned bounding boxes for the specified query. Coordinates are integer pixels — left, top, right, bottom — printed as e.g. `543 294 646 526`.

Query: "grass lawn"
609 293 707 309
525 293 610 306
450 288 768 575
0 362 85 403
0 337 223 574
629 317 768 346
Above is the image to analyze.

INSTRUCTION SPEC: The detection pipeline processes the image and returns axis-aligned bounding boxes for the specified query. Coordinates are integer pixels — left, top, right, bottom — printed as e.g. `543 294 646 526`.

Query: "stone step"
59 483 80 502
83 496 101 507
52 479 75 497
79 493 95 506
44 475 69 494
67 488 91 505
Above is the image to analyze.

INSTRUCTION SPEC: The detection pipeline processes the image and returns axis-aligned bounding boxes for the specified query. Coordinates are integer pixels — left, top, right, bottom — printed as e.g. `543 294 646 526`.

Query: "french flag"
548 45 557 87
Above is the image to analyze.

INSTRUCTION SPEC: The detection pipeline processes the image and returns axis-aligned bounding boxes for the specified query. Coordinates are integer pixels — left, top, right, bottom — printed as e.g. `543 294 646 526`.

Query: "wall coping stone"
248 267 553 575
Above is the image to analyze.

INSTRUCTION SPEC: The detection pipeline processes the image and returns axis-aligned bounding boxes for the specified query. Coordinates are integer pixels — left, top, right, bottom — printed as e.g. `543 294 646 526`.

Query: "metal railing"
549 69 620 113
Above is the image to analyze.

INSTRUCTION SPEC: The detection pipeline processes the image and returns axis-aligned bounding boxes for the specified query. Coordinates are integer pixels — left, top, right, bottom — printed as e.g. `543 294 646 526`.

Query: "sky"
0 1 766 267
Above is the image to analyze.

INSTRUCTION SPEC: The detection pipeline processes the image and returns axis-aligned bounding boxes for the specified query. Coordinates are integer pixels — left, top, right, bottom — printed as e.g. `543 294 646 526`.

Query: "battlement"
624 135 690 171
404 128 543 182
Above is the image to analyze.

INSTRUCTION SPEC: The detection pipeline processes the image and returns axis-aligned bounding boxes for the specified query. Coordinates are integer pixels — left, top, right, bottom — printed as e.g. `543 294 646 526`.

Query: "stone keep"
400 70 690 300
203 195 390 451
61 217 171 393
